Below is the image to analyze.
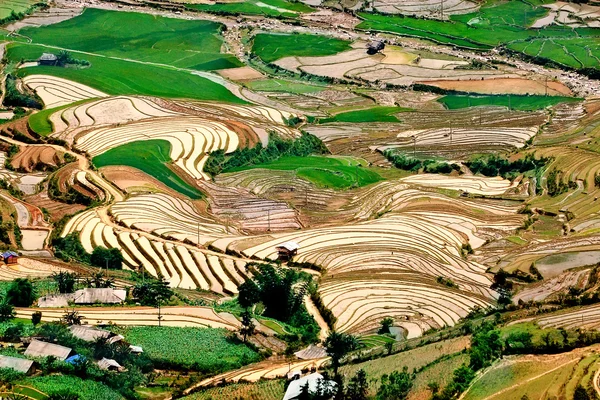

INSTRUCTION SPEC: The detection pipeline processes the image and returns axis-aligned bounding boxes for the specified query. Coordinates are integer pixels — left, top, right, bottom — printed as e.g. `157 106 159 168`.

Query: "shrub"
6 279 36 307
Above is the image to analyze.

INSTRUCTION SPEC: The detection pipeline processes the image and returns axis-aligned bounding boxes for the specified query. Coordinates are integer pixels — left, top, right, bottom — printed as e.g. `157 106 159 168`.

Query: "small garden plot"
229 155 383 189
93 140 204 199
0 0 37 19
10 45 245 104
187 379 285 400
439 94 581 111
113 326 261 372
187 0 313 18
318 106 412 123
23 375 121 400
19 8 241 71
252 33 352 63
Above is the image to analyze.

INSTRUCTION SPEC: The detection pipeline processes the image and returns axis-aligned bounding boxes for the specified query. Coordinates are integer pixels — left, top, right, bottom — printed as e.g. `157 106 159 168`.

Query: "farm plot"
252 33 352 63
536 304 600 331
19 8 242 71
513 268 590 304
534 2 600 29
81 115 240 180
0 257 68 281
22 75 107 108
0 0 37 19
424 78 573 96
439 94 581 111
187 0 314 18
110 193 235 245
270 42 514 86
61 210 249 293
371 0 479 16
400 174 517 196
217 212 509 335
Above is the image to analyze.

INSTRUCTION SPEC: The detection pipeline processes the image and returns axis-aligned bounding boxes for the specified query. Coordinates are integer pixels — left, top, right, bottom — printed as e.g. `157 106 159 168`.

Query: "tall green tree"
346 369 369 400
0 303 15 322
376 367 413 400
6 278 36 307
240 310 255 343
324 331 358 374
53 271 77 293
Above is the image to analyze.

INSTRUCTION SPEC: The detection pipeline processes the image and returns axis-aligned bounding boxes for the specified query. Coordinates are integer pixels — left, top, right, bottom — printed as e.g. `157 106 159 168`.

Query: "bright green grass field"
92 140 204 199
0 0 36 19
246 78 326 94
229 155 384 189
357 0 600 69
252 33 352 63
28 99 94 136
187 0 313 18
23 375 121 400
439 94 581 111
318 106 412 123
114 326 261 371
18 8 241 71
9 44 245 104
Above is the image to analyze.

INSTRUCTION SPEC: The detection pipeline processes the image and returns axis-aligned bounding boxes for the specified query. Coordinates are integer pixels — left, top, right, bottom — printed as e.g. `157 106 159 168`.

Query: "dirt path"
304 295 329 341
594 366 600 398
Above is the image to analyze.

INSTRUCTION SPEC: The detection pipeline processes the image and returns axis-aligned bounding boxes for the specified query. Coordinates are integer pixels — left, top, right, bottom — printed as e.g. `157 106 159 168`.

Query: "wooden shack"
38 53 58 66
276 241 299 261
2 251 18 265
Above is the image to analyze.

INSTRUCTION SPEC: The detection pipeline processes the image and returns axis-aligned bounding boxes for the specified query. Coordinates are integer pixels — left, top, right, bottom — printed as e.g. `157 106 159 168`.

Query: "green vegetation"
0 0 42 22
252 33 352 63
113 326 261 372
3 74 42 109
9 44 245 104
186 379 286 400
357 1 600 73
439 94 581 111
187 0 313 18
92 139 204 199
466 154 548 179
318 106 412 124
246 78 326 94
28 99 93 136
24 375 121 400
238 155 383 189
19 8 241 71
383 150 460 174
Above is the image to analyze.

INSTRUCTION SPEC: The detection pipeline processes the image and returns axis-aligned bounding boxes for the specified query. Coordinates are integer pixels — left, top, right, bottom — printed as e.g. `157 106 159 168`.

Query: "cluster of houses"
0 325 142 375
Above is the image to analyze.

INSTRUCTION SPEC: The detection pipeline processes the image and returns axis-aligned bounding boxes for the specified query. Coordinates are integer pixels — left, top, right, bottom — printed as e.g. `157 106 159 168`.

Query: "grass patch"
0 0 37 19
19 8 241 71
318 106 412 123
506 236 527 245
246 78 326 94
252 33 352 63
23 375 121 400
9 44 245 104
92 139 204 199
187 0 313 18
230 155 383 189
186 379 285 400
439 94 581 111
28 99 94 136
112 326 261 372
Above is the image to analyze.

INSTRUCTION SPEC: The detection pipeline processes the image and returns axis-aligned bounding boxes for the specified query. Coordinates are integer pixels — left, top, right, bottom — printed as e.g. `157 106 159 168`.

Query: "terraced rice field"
214 210 521 335
252 33 352 63
187 0 314 18
537 304 600 331
513 268 590 304
0 258 68 281
23 75 107 108
61 210 249 293
371 0 478 16
0 0 37 19
400 174 516 196
439 94 581 111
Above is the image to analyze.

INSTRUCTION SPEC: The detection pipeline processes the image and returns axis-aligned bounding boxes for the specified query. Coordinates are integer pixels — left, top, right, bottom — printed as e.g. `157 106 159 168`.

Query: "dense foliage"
6 278 36 307
204 132 329 177
90 246 123 270
3 74 43 109
131 278 173 307
383 150 459 174
53 232 90 264
466 153 548 179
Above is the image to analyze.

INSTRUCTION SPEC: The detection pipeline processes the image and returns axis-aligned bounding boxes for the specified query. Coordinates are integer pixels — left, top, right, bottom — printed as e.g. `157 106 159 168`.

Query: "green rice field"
228 155 384 189
92 140 205 199
252 33 352 63
246 78 326 94
318 106 412 123
187 0 313 18
28 99 94 136
9 44 245 104
357 0 600 70
18 8 241 71
24 375 121 400
439 94 581 111
0 0 37 20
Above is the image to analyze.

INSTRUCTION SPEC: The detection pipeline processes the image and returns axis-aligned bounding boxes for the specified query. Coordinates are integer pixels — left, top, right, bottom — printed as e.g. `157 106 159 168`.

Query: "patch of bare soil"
218 66 264 81
11 146 63 172
418 77 573 96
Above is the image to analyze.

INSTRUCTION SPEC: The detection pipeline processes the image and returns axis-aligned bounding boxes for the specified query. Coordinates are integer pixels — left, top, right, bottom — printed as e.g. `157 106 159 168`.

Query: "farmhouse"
69 325 111 342
2 251 18 264
38 53 58 66
98 357 123 371
0 355 35 374
73 288 127 305
276 241 299 261
283 373 336 400
25 339 72 361
367 40 385 55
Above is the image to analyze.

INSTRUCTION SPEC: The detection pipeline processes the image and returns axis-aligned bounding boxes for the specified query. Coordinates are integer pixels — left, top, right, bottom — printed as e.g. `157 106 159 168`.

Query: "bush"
31 311 42 326
90 247 123 270
3 75 43 109
6 278 36 307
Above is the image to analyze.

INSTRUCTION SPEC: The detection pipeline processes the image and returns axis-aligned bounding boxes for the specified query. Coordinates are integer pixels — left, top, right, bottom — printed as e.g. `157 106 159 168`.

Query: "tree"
62 310 83 325
6 279 36 307
56 50 73 67
91 247 123 270
376 367 413 400
85 271 114 289
31 311 42 326
324 331 358 374
573 385 590 400
132 277 173 326
237 279 260 309
240 310 255 342
0 303 15 322
504 331 533 353
346 369 369 400
53 271 77 294
379 317 394 334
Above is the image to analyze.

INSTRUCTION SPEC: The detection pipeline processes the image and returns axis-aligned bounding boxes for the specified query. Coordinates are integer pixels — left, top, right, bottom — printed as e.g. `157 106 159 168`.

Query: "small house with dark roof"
2 251 18 265
38 53 58 66
24 339 72 361
0 355 35 374
276 241 299 261
367 40 385 55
